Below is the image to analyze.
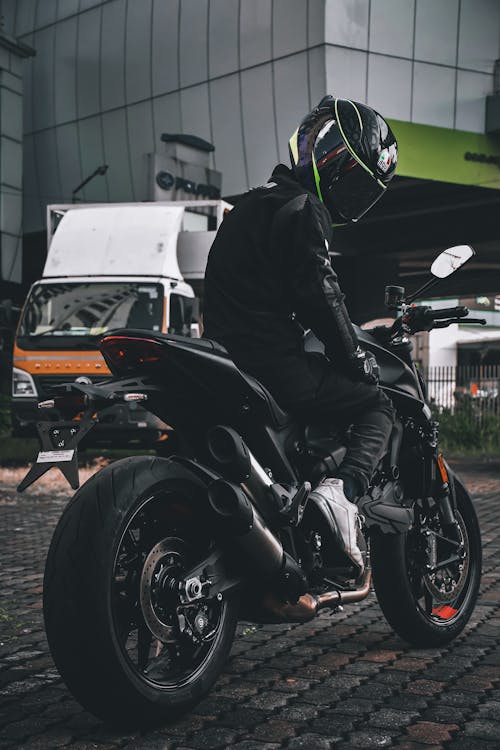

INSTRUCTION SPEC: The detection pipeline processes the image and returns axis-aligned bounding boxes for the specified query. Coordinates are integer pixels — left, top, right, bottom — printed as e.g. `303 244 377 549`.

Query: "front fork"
434 452 462 544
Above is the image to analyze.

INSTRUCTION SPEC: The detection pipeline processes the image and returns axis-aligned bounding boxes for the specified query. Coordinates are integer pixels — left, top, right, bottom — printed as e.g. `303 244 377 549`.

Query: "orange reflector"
437 453 449 484
432 605 458 620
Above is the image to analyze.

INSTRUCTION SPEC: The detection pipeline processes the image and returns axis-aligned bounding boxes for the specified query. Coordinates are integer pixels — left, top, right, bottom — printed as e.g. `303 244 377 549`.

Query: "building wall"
325 0 499 132
8 0 500 238
0 35 27 284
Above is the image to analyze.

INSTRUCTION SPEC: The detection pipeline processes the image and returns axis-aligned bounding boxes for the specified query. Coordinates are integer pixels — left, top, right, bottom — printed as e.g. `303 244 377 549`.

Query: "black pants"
238 350 395 493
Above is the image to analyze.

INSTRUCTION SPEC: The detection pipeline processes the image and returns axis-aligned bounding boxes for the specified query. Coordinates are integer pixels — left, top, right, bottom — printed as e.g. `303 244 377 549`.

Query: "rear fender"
17 376 165 493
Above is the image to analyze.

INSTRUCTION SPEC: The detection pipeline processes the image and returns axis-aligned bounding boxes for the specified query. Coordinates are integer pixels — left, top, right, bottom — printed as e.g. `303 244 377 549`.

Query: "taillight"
100 336 164 373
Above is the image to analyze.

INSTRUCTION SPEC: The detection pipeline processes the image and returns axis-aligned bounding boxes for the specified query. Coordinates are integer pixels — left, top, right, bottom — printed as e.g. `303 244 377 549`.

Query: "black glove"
404 305 434 334
347 347 380 385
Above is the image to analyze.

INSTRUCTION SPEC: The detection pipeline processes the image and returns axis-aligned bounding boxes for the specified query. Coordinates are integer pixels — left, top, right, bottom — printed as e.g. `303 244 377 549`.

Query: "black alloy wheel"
371 472 481 646
44 456 238 726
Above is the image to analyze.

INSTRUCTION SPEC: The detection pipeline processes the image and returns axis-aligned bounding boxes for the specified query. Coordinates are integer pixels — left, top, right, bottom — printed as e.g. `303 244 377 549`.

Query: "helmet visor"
323 161 386 223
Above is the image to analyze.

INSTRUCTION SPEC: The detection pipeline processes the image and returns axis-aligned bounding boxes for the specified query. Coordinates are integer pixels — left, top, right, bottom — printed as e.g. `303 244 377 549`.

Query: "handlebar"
433 317 487 328
390 304 486 337
423 305 469 321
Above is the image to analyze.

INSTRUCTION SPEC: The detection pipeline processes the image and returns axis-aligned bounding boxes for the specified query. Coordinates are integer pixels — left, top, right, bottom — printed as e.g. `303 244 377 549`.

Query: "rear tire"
43 456 238 726
371 472 481 647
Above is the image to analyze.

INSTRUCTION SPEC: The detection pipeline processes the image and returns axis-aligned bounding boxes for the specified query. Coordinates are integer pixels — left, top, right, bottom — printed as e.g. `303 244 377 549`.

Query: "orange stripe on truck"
13 345 111 376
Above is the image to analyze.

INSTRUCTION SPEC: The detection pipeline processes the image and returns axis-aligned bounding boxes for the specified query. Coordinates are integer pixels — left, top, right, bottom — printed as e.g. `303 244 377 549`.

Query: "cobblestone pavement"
0 463 499 750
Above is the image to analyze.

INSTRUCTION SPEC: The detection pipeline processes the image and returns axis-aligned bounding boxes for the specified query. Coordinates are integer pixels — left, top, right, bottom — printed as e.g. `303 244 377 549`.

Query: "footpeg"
358 481 414 534
272 482 311 527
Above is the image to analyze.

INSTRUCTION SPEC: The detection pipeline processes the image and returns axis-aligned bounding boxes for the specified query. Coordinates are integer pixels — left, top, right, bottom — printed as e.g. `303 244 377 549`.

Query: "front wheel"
371 472 481 647
43 456 238 726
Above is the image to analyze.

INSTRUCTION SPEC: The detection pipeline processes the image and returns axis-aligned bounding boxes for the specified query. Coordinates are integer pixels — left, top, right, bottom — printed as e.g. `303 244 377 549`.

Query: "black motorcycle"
19 245 484 726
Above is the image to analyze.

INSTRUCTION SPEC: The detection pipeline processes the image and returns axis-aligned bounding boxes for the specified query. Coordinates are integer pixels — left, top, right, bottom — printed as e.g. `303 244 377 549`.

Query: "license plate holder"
18 416 97 492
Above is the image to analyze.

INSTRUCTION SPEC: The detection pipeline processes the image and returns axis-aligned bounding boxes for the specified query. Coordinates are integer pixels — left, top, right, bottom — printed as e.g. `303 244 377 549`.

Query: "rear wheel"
371 473 481 646
43 456 238 726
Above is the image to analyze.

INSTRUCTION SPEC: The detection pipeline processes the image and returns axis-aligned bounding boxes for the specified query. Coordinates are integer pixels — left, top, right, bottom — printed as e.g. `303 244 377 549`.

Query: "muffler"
208 479 307 602
207 425 274 512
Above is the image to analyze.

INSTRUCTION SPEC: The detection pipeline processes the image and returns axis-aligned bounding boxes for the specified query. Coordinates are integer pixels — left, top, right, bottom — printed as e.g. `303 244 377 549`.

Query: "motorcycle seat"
105 330 291 429
176 335 291 428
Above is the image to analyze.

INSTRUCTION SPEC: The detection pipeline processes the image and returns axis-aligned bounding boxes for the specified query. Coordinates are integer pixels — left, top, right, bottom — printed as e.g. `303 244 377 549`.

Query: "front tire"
43 456 238 726
371 472 481 647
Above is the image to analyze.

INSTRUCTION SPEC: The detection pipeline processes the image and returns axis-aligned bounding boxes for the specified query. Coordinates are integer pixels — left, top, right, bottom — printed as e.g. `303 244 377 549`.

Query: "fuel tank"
304 327 421 401
355 326 420 399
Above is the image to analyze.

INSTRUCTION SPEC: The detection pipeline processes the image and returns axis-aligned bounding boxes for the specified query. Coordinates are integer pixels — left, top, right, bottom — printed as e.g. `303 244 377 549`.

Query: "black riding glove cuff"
347 347 380 385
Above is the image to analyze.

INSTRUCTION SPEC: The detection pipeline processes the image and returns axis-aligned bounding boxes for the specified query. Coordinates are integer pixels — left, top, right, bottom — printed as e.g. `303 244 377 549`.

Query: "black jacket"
203 165 360 404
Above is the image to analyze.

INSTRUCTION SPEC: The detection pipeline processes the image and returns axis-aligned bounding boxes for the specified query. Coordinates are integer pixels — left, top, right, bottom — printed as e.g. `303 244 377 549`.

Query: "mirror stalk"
405 276 441 305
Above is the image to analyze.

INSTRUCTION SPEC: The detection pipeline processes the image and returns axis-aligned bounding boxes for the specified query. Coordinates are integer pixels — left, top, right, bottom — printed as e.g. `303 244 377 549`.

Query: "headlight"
12 368 38 397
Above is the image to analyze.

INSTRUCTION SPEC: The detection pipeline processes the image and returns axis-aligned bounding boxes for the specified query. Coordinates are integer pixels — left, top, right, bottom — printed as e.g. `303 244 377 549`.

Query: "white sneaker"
309 478 364 574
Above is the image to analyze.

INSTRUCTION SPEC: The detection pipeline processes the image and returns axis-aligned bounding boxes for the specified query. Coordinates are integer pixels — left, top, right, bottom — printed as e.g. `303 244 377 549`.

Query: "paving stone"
312 713 357 735
405 679 446 696
215 683 259 700
343 661 383 677
246 692 291 710
464 719 500 740
277 703 320 721
444 739 500 750
16 729 75 749
215 708 267 730
191 696 236 716
228 743 281 750
181 726 239 749
437 690 482 708
359 650 401 663
476 700 500 719
405 720 459 743
0 714 55 741
421 704 469 724
330 697 378 715
351 682 393 700
458 675 497 691
394 743 442 750
250 718 300 741
121 738 174 750
287 733 336 749
368 707 419 729
159 715 211 738
319 652 352 669
271 677 313 693
342 728 395 747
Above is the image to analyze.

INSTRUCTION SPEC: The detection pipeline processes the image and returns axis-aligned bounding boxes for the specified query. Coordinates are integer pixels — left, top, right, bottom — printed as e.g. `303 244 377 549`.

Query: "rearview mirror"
431 245 474 279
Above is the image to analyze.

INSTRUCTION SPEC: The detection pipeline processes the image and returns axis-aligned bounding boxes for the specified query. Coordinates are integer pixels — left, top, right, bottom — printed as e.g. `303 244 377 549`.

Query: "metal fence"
424 365 500 418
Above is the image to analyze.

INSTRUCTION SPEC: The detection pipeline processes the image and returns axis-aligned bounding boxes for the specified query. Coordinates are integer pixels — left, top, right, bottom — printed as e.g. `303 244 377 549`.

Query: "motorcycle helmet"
289 96 398 223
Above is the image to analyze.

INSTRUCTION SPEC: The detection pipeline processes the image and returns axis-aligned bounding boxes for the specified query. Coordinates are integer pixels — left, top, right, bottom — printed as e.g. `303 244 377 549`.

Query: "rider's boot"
309 477 365 574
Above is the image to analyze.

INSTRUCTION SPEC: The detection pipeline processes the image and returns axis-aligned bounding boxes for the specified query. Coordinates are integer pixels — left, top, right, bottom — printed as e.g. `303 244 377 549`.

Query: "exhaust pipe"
207 426 274 511
208 479 307 601
259 569 372 623
208 480 281 573
206 425 373 622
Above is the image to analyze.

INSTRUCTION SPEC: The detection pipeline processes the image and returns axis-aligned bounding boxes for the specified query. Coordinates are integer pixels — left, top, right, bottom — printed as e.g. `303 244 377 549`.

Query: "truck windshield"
17 282 164 348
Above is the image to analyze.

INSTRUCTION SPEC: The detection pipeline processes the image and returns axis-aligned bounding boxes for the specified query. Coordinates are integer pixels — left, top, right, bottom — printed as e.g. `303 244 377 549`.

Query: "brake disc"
139 538 185 642
423 512 469 603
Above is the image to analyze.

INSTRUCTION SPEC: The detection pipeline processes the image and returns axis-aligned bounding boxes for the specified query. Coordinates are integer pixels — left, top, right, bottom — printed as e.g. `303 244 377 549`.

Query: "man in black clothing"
203 96 398 572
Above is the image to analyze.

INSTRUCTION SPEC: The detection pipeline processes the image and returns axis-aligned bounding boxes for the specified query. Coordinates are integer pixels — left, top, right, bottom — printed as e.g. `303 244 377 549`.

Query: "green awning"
388 119 500 191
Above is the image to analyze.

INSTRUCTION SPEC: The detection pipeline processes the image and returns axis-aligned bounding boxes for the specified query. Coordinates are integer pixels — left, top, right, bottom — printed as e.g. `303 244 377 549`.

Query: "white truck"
12 200 231 445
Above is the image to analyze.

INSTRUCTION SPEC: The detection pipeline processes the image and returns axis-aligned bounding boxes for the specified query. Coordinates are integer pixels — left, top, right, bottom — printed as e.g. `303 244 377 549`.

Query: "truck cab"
12 200 230 443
